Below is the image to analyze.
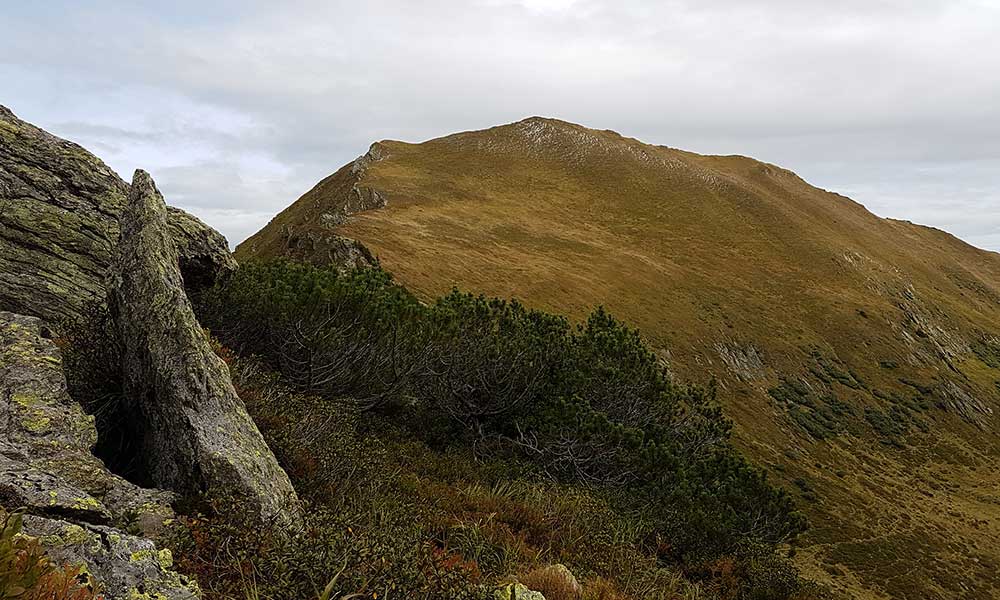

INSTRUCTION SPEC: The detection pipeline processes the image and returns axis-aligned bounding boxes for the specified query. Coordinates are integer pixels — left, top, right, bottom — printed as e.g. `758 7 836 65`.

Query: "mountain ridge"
240 117 1000 600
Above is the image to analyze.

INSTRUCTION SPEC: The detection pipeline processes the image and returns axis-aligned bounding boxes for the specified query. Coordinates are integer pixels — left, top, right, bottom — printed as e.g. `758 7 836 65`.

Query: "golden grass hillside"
238 117 1000 600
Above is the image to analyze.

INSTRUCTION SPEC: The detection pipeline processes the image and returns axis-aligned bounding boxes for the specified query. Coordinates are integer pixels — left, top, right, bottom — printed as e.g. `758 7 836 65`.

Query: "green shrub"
972 339 1000 369
181 345 817 600
197 261 428 409
195 260 806 563
768 379 853 441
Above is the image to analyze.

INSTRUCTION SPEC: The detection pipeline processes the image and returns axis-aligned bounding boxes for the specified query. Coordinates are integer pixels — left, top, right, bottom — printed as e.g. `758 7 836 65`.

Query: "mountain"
240 117 1000 600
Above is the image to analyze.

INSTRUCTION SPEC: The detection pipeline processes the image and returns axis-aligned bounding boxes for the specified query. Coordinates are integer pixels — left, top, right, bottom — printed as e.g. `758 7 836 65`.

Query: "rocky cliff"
0 107 298 598
0 105 234 326
235 144 386 269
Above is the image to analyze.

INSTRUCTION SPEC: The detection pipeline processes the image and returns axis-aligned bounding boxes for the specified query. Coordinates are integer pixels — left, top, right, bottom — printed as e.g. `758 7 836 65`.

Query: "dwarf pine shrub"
195 259 806 562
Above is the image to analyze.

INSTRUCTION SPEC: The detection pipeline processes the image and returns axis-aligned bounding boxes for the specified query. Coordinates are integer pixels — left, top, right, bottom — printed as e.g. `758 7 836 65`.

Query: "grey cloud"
1 0 997 251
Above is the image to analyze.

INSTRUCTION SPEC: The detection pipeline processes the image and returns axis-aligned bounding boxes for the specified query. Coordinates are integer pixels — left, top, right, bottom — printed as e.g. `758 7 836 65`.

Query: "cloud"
1 0 997 251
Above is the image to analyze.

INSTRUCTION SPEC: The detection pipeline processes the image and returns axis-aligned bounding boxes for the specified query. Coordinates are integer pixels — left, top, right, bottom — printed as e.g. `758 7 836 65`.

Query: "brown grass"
238 116 1000 600
581 578 628 600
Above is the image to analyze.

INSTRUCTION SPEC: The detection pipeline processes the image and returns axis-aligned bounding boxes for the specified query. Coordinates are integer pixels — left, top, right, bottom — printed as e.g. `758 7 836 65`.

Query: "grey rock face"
0 311 174 531
280 228 377 271
0 105 125 324
110 170 300 529
0 105 236 325
0 311 195 599
23 514 199 600
344 143 389 215
167 206 238 291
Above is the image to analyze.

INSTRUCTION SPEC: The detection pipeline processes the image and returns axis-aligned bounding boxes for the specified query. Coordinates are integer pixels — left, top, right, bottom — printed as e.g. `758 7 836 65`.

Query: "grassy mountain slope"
238 117 1000 599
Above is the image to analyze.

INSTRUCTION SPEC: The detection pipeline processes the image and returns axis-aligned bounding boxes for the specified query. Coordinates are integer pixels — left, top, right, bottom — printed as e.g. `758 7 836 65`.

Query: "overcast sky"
2 0 998 251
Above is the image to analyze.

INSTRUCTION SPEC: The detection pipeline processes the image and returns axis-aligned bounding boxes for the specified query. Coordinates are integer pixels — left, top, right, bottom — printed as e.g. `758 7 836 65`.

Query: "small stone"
494 583 546 600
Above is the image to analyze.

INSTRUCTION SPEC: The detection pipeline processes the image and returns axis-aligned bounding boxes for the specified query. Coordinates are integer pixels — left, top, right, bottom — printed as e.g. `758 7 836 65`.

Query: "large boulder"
0 311 197 599
0 105 235 325
110 170 300 529
276 224 377 271
0 106 124 324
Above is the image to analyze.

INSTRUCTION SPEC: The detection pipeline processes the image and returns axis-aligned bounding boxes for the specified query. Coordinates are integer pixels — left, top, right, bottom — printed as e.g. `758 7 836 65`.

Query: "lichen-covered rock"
22 514 199 600
0 311 174 533
0 454 111 524
167 206 238 290
0 311 194 598
0 105 125 324
110 170 300 529
494 583 546 600
0 105 236 325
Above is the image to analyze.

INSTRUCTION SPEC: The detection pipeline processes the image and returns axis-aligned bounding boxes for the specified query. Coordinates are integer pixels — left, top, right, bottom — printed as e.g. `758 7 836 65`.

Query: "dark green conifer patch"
196 259 806 562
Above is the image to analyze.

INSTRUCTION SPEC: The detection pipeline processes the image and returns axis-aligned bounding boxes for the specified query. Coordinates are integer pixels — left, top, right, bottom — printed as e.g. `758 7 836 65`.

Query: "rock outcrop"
235 143 388 270
0 311 198 599
0 105 235 326
21 513 198 600
0 106 124 324
277 226 377 270
0 107 299 594
167 206 238 290
110 170 300 529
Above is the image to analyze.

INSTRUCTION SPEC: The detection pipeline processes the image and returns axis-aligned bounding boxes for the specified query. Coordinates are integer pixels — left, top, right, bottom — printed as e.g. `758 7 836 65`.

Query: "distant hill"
239 117 1000 600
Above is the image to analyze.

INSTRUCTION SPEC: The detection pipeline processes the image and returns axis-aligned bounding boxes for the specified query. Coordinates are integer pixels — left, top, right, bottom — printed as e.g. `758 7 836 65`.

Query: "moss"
129 549 156 563
38 523 94 548
137 502 166 516
38 533 65 546
127 589 169 600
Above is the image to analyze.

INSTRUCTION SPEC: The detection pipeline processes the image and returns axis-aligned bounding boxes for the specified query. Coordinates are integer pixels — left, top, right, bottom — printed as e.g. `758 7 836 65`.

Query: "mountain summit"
240 118 1000 599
